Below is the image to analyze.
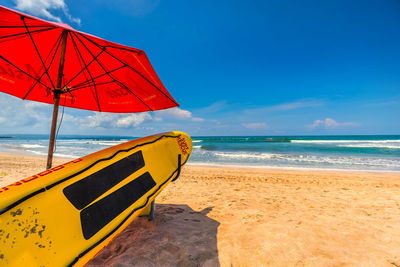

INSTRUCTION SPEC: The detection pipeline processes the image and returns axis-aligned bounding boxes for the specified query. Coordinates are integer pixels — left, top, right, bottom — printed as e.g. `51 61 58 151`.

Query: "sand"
1 152 400 266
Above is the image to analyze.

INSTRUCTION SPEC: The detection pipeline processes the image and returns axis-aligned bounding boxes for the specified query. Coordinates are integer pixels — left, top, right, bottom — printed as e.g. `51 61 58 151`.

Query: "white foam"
57 140 88 144
209 151 400 168
20 144 45 149
338 144 400 149
57 140 127 146
214 152 275 159
53 153 77 159
24 149 76 159
291 139 400 144
96 141 126 146
193 140 203 143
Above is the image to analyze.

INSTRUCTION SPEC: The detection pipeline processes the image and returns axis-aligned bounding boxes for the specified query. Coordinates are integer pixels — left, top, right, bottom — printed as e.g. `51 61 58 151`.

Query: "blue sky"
0 0 399 136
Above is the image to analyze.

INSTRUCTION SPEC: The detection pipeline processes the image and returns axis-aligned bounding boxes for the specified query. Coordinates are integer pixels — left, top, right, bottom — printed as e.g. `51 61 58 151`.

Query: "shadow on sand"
88 204 220 266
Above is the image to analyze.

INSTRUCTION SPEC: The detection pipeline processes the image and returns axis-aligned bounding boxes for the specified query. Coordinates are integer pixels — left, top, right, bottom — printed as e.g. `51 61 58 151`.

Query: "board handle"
172 154 182 182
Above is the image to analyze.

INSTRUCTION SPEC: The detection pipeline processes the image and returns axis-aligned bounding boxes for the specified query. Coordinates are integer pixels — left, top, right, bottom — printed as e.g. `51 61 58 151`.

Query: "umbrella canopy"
0 5 179 168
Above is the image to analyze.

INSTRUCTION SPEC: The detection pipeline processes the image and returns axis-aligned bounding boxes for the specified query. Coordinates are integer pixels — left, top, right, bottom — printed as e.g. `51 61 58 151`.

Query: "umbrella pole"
46 30 68 170
46 94 60 170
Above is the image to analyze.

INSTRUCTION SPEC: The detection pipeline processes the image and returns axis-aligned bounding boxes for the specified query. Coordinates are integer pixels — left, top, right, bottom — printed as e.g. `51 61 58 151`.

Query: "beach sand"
1 152 400 266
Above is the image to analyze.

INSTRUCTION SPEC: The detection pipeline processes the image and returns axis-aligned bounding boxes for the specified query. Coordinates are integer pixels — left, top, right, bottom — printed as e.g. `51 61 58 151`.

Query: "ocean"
0 134 399 172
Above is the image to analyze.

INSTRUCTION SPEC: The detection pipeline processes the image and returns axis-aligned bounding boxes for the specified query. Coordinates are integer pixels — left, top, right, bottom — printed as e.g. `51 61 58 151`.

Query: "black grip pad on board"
80 171 156 239
63 151 145 210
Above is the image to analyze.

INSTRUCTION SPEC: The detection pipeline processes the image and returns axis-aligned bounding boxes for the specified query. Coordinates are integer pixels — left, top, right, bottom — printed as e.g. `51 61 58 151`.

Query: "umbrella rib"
0 55 52 91
61 48 105 89
20 16 56 89
69 32 102 112
75 33 142 54
78 33 177 106
0 28 55 45
0 25 56 28
23 31 64 100
70 81 115 91
112 77 153 111
0 26 58 40
101 45 140 53
108 52 178 106
72 32 154 111
72 65 126 89
70 33 93 92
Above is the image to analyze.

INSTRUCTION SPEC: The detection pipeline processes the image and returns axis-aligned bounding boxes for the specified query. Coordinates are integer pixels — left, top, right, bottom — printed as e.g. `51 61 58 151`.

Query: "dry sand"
1 152 400 266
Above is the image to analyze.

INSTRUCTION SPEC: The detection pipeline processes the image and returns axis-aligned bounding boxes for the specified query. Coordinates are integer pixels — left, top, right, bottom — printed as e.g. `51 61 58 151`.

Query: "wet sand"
1 152 400 266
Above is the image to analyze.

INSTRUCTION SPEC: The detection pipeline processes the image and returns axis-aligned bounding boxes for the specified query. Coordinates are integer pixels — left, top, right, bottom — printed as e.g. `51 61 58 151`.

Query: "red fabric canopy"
0 5 178 113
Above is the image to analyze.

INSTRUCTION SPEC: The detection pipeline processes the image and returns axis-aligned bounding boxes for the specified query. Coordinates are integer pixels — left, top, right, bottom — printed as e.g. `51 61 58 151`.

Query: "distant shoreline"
1 134 399 172
186 162 400 174
0 150 398 176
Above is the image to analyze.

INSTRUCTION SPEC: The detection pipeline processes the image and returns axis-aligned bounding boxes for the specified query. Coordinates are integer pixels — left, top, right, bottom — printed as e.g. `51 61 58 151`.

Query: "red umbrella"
0 5 179 169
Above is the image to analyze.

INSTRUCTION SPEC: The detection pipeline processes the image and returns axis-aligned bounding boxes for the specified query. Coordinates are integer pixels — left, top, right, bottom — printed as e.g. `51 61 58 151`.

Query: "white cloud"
156 107 192 120
309 118 360 129
0 93 203 133
80 113 154 129
269 99 323 111
192 117 204 122
197 101 229 114
154 107 204 122
364 100 399 107
116 113 152 128
243 99 324 115
242 122 268 129
81 113 116 128
14 0 81 25
0 94 52 130
0 93 211 136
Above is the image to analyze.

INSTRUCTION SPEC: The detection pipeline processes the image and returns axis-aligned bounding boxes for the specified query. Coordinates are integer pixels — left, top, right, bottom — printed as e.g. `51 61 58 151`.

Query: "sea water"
0 134 399 172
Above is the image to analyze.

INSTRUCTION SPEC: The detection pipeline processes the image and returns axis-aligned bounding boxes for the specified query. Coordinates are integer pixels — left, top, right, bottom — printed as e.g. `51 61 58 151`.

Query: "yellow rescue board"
0 131 192 266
